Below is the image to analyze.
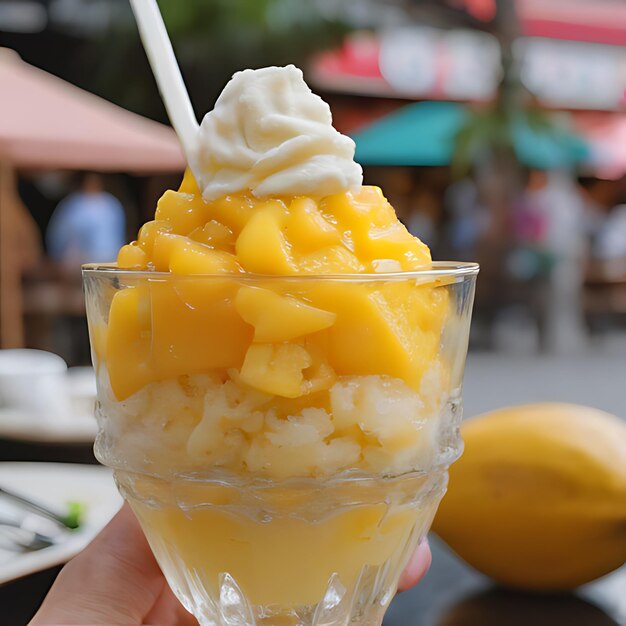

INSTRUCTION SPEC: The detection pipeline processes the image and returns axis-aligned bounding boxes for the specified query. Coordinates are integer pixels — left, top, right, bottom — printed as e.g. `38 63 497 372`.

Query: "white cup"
67 366 97 417
0 349 70 420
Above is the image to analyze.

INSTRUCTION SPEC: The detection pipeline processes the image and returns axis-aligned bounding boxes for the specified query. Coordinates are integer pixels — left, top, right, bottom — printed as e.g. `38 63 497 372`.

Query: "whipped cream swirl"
194 65 363 200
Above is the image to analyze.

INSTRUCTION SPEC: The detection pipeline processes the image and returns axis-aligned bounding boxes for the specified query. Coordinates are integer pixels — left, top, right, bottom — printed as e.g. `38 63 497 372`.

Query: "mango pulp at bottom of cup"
119 473 440 609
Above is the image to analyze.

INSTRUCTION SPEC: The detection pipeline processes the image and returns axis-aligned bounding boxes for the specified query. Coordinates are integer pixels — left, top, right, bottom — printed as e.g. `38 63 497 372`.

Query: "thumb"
31 504 166 625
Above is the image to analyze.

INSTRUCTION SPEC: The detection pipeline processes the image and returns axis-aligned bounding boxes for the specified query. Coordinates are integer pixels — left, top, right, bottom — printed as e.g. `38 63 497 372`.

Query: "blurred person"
375 167 414 225
46 172 126 268
577 177 613 256
511 170 548 249
528 170 587 353
30 505 431 625
594 203 626 262
406 185 440 249
507 170 553 284
444 176 489 259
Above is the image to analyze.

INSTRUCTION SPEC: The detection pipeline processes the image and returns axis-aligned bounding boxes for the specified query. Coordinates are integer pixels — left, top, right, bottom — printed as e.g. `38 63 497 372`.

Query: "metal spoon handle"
0 486 68 528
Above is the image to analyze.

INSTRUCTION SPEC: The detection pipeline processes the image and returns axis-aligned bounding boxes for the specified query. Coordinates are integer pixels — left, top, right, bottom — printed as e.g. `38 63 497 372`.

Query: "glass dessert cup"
83 263 477 626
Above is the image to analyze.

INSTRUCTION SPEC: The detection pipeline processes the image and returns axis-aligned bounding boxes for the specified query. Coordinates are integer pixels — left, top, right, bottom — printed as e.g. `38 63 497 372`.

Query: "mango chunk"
178 168 201 195
168 239 241 275
285 197 341 253
155 190 210 235
236 202 294 274
307 282 445 389
235 286 336 342
301 335 336 394
299 246 364 274
189 220 235 251
210 193 256 235
239 343 312 398
321 187 395 231
117 243 148 269
358 222 431 269
106 286 152 399
137 220 173 257
152 233 189 272
150 281 253 380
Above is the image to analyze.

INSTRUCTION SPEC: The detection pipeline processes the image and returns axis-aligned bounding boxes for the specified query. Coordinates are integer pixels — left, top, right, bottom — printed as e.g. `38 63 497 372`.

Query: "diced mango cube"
168 239 241 275
301 335 337 394
152 233 189 272
236 202 294 274
178 168 201 195
117 243 148 269
320 187 395 231
210 193 256 235
189 220 235 251
235 286 336 342
358 221 431 269
155 190 210 235
298 246 364 274
370 259 403 273
105 286 152 399
284 197 341 253
307 282 444 389
239 343 312 398
137 220 173 256
149 281 253 381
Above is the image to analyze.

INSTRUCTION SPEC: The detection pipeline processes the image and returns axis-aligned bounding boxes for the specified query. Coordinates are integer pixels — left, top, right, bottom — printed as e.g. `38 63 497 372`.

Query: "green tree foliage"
94 0 347 122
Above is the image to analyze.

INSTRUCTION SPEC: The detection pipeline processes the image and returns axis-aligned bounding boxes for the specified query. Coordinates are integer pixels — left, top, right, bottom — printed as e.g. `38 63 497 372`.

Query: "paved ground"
462 350 625 419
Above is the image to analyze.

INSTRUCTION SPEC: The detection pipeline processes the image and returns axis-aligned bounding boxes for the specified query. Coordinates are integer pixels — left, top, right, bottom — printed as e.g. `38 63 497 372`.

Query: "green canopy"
352 101 589 169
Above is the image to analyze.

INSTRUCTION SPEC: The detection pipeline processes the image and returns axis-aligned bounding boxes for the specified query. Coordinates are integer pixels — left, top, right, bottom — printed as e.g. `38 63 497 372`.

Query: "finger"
397 538 432 592
31 504 166 625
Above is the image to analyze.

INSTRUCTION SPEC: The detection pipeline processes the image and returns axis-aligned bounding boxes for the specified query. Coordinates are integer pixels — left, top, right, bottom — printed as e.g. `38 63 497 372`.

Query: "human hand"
31 505 431 625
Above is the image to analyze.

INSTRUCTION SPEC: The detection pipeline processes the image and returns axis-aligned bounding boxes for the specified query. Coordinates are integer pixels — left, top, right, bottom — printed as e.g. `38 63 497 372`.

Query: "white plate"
0 463 122 584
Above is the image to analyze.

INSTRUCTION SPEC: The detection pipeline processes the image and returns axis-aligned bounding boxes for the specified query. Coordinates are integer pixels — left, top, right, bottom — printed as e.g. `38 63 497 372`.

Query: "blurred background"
1 0 625 374
0 0 624 624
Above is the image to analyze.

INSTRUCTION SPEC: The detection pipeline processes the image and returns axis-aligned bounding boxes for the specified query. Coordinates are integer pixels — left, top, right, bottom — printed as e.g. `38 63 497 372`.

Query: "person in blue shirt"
46 172 126 267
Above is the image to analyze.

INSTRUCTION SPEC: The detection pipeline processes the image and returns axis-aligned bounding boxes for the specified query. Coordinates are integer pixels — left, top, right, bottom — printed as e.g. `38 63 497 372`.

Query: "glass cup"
83 263 478 626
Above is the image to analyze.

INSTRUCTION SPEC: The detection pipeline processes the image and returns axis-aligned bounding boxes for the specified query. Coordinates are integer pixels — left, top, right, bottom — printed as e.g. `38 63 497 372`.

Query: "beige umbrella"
0 48 186 347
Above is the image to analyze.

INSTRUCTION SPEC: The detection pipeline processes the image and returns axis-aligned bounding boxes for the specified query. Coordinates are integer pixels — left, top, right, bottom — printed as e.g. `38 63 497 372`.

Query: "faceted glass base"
116 470 447 626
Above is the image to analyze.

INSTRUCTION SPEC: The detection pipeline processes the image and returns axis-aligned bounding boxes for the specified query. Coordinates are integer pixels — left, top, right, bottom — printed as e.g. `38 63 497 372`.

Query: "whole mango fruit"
433 403 626 590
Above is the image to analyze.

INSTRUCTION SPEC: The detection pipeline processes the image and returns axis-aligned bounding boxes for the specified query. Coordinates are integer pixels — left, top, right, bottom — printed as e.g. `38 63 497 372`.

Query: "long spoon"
128 0 201 174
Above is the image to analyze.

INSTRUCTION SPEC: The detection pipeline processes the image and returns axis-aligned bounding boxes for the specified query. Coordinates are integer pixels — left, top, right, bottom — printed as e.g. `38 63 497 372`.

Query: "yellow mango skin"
433 404 626 590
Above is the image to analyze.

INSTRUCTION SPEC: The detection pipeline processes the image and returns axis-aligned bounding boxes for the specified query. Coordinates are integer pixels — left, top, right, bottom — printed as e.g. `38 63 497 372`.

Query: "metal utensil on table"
0 486 76 529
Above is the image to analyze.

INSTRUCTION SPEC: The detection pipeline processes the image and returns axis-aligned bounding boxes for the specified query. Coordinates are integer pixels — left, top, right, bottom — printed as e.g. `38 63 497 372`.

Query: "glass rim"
82 261 479 282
